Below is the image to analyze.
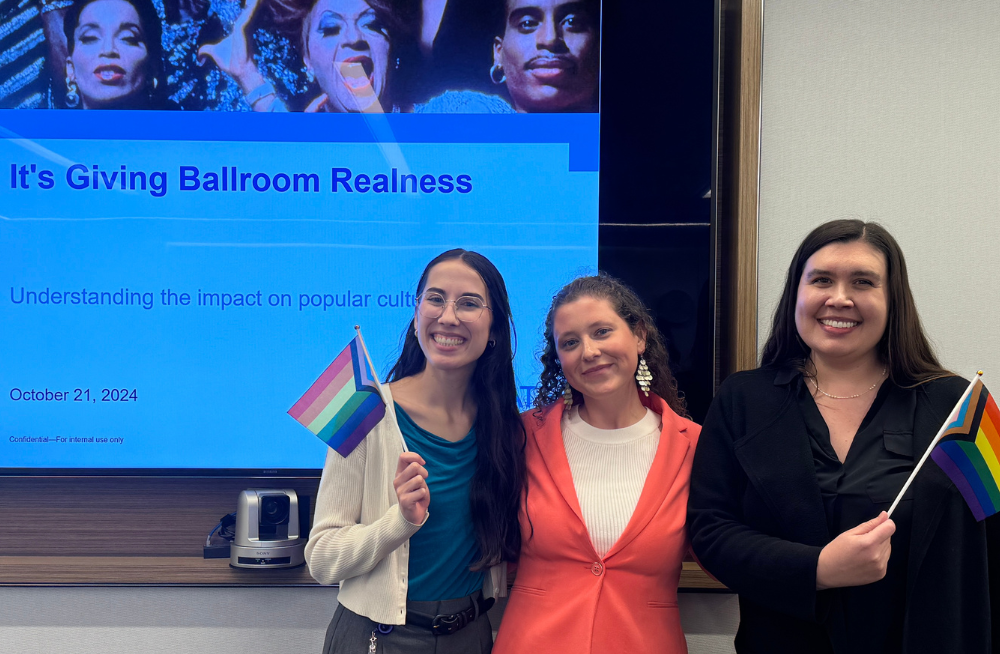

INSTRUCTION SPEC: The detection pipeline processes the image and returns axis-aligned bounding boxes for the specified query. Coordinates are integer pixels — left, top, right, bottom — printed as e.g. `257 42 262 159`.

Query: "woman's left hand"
816 511 895 589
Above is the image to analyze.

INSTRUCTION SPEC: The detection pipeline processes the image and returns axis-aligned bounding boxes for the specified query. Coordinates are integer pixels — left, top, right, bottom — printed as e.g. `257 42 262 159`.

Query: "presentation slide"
0 0 601 471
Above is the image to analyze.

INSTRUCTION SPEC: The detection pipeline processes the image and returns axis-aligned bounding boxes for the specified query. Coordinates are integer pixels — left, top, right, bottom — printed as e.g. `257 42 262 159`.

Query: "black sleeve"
687 378 825 622
987 511 1000 648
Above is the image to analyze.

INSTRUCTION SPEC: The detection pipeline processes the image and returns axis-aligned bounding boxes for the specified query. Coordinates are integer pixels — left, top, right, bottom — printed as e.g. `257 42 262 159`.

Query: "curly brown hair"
534 274 688 417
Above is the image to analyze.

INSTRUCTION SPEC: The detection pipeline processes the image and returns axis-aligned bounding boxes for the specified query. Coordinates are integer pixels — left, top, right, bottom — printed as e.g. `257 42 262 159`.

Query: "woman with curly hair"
493 274 700 654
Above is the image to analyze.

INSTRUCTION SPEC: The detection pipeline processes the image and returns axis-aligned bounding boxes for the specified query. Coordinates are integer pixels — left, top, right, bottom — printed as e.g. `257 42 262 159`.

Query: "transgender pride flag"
288 334 386 457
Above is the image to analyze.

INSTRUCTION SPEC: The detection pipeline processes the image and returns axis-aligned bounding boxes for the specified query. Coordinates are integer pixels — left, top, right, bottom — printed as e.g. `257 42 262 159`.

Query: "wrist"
246 81 278 110
401 507 428 527
238 68 267 96
816 547 832 590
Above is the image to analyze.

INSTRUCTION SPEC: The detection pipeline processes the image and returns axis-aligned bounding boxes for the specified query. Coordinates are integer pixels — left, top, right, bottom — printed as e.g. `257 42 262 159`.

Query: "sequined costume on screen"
0 0 71 108
158 0 307 110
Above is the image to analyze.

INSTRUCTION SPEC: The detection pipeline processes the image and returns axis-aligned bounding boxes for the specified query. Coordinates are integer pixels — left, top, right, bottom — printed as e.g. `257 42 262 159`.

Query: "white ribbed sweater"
304 386 505 625
562 406 661 558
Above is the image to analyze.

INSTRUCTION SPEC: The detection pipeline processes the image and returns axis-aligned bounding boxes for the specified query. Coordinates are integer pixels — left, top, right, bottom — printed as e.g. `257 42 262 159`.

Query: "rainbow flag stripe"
288 335 386 457
931 379 1000 521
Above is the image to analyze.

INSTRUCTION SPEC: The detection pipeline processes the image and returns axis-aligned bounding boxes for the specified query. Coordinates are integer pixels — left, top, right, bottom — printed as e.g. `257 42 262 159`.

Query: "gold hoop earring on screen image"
66 78 80 108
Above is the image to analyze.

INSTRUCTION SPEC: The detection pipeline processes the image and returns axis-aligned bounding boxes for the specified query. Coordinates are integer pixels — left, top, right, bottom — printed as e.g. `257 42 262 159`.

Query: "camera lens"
260 495 290 525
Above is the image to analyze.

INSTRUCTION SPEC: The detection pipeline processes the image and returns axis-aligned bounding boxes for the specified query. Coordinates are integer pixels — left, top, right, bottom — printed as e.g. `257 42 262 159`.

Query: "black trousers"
323 594 494 654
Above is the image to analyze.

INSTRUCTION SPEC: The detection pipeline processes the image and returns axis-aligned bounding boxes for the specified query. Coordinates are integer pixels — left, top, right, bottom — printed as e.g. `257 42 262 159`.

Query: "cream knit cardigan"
304 385 506 625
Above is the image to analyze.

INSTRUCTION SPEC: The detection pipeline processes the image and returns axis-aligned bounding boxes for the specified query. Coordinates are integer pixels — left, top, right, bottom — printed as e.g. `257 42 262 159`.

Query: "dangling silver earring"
395 57 400 70
562 382 573 407
66 78 80 108
636 357 652 396
306 68 315 83
489 63 506 85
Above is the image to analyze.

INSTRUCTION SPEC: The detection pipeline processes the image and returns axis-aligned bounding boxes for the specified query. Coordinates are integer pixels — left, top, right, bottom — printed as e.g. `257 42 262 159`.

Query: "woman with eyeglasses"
305 249 525 653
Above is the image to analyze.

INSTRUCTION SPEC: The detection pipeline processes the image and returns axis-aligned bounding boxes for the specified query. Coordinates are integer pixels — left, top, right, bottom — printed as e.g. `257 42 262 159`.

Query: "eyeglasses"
417 292 491 322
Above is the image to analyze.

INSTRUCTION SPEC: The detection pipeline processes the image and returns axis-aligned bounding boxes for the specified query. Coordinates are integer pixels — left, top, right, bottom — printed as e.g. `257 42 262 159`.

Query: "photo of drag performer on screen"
490 0 598 112
200 0 416 112
0 0 601 110
62 0 174 108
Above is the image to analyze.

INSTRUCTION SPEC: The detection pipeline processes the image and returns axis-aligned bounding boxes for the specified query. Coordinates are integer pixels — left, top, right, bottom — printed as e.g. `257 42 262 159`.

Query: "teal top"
396 403 485 601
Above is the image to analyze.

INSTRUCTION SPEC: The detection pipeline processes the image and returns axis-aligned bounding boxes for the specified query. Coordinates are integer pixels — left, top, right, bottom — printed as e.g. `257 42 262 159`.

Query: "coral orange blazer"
493 394 700 654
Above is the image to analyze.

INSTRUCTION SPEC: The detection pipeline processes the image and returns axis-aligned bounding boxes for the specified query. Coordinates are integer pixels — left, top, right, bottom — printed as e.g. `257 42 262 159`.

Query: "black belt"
405 593 495 636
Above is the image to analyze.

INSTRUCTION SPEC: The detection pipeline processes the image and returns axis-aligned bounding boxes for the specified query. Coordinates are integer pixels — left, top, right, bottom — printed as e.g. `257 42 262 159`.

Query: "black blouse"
797 376 914 654
688 367 997 654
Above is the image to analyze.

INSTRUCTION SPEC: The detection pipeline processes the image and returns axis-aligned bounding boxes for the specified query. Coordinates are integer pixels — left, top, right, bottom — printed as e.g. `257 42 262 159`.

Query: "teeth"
100 70 116 80
433 335 464 346
821 319 858 329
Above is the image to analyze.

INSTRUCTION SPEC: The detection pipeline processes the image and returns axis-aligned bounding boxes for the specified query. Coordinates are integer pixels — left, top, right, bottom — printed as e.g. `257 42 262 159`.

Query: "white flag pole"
354 325 407 453
887 371 983 517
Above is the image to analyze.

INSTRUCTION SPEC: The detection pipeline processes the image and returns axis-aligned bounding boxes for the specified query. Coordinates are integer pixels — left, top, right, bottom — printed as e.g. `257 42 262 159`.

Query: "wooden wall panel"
0 477 320 558
718 0 764 377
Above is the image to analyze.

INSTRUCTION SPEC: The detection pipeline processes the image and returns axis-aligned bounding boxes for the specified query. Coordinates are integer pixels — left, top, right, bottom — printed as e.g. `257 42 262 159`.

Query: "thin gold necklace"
808 366 887 400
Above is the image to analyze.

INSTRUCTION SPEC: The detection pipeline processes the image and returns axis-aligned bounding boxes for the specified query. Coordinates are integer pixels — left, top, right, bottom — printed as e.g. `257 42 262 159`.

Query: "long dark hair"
760 219 952 386
63 0 167 109
387 249 525 568
534 273 688 417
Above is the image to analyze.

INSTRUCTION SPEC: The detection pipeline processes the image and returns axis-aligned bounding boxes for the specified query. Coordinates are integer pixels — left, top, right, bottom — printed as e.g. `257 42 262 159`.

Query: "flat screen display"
0 0 601 472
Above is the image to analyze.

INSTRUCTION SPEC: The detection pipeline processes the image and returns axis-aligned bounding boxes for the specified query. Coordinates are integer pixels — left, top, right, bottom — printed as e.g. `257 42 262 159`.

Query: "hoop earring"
66 78 80 108
562 382 573 408
488 339 496 348
636 357 652 396
489 63 506 85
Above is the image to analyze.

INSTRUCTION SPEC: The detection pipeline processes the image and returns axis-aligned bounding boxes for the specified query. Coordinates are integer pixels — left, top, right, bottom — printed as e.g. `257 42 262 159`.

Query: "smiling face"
413 259 493 373
795 241 889 366
66 0 149 109
303 0 390 112
553 295 645 404
493 0 598 112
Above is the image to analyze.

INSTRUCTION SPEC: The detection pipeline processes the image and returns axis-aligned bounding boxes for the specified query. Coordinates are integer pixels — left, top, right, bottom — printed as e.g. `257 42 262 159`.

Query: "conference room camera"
230 489 306 569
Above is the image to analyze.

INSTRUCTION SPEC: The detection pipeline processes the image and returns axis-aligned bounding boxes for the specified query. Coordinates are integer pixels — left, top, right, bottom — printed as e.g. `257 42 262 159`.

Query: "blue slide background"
0 111 599 470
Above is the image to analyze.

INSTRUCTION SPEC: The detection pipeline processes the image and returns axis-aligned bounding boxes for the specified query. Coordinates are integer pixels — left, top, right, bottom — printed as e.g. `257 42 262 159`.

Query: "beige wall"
757 0 1000 380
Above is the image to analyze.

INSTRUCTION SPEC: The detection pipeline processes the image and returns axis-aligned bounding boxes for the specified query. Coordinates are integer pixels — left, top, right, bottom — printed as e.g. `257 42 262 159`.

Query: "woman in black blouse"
688 219 999 654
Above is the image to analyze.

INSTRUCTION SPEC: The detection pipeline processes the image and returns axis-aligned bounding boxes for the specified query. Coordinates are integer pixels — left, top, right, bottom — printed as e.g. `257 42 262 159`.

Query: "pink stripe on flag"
288 346 353 419
297 363 356 427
